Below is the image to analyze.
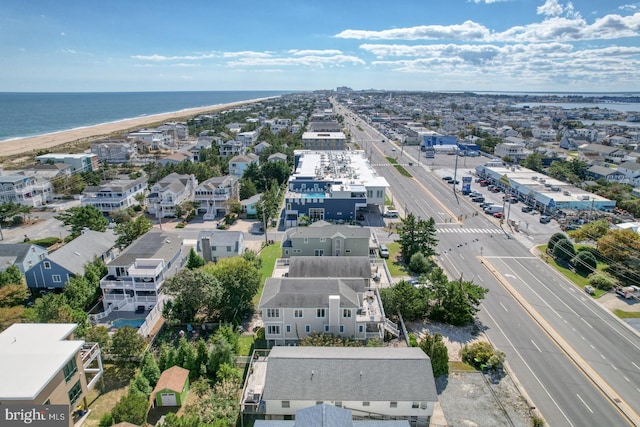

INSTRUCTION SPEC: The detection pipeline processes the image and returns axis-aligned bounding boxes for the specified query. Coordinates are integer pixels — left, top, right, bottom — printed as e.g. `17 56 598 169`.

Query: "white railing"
137 296 167 337
89 297 133 322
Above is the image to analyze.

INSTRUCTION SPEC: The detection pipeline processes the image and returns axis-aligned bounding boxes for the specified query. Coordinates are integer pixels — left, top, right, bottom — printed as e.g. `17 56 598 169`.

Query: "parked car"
442 176 453 181
521 206 533 213
493 212 504 219
451 180 460 184
378 244 389 259
469 191 482 198
472 196 485 203
540 215 552 224
584 286 595 295
480 202 493 209
384 209 399 218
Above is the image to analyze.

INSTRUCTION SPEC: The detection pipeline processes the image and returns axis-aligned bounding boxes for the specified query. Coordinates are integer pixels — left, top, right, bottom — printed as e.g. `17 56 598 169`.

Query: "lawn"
537 245 608 298
386 156 413 178
83 364 136 427
614 309 640 319
449 361 477 372
254 242 281 305
238 335 255 356
385 241 409 277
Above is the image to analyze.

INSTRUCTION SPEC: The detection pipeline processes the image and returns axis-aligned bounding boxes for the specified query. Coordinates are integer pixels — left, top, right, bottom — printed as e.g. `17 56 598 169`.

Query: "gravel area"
408 320 534 427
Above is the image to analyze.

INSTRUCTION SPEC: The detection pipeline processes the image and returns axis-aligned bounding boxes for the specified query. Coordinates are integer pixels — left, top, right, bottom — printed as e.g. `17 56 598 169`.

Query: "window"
314 249 324 256
286 325 291 333
390 402 398 408
293 249 302 254
305 325 311 333
316 401 323 405
294 309 303 318
43 261 51 269
281 401 290 408
324 325 330 332
267 325 280 335
412 402 420 409
68 380 82 406
339 325 344 333
345 249 351 253
363 402 370 407
358 325 364 333
227 246 232 252
63 358 78 382
52 275 62 283
317 309 326 318
343 309 351 318
211 246 217 251
319 238 326 242
335 401 342 408
304 237 308 244
266 309 280 318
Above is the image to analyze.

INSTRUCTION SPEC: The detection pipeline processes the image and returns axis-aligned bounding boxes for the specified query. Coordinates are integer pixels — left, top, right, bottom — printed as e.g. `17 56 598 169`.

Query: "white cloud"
335 12 640 43
619 3 639 11
537 0 564 17
288 49 343 56
222 51 272 58
469 0 508 3
60 32 65 36
61 48 76 54
227 54 365 68
131 53 217 61
171 63 201 67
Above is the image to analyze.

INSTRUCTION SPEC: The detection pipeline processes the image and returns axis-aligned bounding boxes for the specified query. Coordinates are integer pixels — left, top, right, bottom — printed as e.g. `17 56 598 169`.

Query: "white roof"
0 323 83 400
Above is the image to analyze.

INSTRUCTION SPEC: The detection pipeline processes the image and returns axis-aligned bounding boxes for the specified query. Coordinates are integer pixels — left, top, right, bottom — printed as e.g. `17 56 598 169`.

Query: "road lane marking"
459 254 465 259
633 362 640 371
612 365 618 371
624 376 630 382
601 354 607 360
500 302 509 312
577 394 594 414
483 308 575 426
590 344 595 350
581 318 594 329
531 339 542 352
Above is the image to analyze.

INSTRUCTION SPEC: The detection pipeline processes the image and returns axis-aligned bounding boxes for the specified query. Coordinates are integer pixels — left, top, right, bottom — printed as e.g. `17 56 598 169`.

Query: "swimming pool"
301 193 326 198
111 318 145 329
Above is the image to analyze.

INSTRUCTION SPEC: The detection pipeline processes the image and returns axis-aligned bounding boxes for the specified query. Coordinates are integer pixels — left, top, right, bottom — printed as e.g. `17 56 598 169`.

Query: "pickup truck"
615 286 637 299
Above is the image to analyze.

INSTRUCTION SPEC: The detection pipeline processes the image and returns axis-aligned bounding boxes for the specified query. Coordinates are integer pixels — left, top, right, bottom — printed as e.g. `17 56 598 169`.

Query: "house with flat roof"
284 151 389 228
25 230 117 291
81 176 147 214
36 153 100 173
99 231 186 313
302 132 346 150
242 347 437 426
0 323 103 427
281 222 372 258
253 404 410 426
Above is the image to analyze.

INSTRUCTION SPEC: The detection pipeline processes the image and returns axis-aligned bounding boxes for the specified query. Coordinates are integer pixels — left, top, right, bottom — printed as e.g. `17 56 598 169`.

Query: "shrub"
461 341 505 371
589 273 616 290
553 238 575 262
255 327 265 340
175 222 185 229
408 333 418 347
12 216 24 226
548 232 568 252
409 252 432 275
572 251 597 275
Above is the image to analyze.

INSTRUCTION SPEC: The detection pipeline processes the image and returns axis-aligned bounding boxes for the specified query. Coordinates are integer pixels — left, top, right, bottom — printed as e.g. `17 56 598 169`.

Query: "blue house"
25 231 117 291
0 244 48 274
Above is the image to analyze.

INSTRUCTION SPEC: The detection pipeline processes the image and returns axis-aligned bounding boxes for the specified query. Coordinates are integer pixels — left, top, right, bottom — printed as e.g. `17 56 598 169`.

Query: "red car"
493 212 504 219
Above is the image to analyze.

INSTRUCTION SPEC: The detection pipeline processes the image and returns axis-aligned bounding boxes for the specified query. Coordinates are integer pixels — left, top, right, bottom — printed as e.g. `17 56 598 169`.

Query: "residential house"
281 221 371 258
494 142 529 162
19 163 72 181
194 175 239 219
586 165 626 182
301 132 346 150
198 230 245 262
157 151 193 166
157 122 189 140
254 141 272 155
90 140 137 164
308 120 341 133
579 144 627 164
0 323 103 427
253 404 410 426
219 139 247 158
617 161 640 186
99 231 186 313
532 126 557 141
36 153 100 173
245 346 437 426
267 152 287 163
81 177 147 214
559 136 588 151
0 243 47 273
146 173 197 218
152 366 190 407
189 136 218 161
237 130 260 146
127 129 173 150
0 174 53 207
241 193 262 216
25 230 117 291
229 153 259 176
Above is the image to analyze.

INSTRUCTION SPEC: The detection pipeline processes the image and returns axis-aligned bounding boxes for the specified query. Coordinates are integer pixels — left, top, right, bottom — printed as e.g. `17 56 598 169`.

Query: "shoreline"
0 96 276 159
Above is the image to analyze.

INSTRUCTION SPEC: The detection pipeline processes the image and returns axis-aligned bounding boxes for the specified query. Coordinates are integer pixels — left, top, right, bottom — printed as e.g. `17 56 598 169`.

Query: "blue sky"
1 0 639 92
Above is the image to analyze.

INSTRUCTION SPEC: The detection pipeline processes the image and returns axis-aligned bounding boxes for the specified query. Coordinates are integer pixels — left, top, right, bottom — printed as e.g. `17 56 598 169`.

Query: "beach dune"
0 98 271 159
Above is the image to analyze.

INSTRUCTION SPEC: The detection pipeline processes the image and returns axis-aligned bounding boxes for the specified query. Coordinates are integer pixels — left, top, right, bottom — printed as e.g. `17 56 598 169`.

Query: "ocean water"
0 91 290 142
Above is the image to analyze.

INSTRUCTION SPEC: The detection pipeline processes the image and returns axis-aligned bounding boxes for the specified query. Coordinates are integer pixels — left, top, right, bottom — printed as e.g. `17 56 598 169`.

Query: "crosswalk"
436 227 499 234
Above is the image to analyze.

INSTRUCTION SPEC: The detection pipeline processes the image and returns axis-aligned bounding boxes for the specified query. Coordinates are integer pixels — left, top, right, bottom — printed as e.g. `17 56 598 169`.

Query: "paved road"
339 104 640 426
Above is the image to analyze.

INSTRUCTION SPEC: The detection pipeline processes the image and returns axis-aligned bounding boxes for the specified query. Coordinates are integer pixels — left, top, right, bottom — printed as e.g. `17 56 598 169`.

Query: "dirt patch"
408 319 484 361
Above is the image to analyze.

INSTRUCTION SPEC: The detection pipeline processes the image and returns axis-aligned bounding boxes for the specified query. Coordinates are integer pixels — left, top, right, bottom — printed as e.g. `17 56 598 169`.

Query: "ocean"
0 91 291 142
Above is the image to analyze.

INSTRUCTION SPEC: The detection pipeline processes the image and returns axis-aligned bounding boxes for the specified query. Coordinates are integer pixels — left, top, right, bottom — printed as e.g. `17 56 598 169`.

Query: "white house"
198 230 245 262
147 173 197 218
81 177 147 214
0 175 53 207
194 175 239 220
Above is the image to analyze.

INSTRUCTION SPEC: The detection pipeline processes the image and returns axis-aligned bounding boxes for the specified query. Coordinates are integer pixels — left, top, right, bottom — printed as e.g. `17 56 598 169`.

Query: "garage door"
160 393 177 406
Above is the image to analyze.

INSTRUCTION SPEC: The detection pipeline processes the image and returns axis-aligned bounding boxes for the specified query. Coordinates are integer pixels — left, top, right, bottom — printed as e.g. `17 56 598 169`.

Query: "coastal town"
1 90 640 427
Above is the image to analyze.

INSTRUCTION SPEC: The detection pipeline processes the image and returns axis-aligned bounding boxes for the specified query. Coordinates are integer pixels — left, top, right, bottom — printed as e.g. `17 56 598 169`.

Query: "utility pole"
262 206 268 246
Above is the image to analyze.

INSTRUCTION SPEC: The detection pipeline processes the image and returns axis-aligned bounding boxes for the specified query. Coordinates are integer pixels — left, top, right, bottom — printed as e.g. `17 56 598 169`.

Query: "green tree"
522 153 543 172
572 251 597 275
55 205 108 237
462 341 505 371
568 219 610 243
239 179 258 201
186 248 205 270
110 326 146 361
83 326 111 353
111 390 149 426
431 279 488 326
115 215 153 247
158 343 177 371
130 372 152 397
553 238 575 262
163 269 222 323
597 229 640 263
418 333 449 378
409 252 433 275
207 336 235 379
0 265 23 287
202 257 260 322
547 232 568 252
140 351 161 387
589 272 617 290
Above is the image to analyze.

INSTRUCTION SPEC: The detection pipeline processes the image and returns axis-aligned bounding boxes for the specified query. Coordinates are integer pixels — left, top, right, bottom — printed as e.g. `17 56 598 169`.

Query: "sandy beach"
0 97 273 159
